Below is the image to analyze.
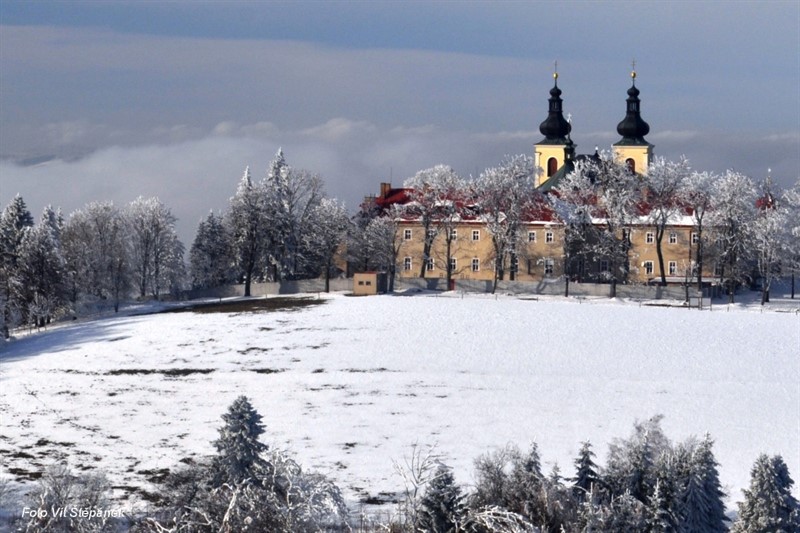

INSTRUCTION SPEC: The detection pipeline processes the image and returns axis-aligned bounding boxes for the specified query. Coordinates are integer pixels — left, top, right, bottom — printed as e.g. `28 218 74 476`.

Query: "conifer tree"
189 211 233 289
732 454 800 533
211 395 270 487
417 463 465 533
573 441 602 501
227 167 265 296
678 434 728 532
0 195 34 337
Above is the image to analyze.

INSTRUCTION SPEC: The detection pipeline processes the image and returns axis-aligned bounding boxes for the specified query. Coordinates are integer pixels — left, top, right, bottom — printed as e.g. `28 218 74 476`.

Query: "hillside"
1 292 798 516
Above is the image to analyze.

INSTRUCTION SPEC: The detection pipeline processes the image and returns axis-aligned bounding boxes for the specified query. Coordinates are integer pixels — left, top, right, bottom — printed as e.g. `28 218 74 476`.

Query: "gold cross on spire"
553 60 558 81
631 58 637 80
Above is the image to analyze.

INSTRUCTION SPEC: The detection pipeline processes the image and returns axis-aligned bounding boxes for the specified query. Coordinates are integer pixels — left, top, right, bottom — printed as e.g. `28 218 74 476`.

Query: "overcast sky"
1 0 798 243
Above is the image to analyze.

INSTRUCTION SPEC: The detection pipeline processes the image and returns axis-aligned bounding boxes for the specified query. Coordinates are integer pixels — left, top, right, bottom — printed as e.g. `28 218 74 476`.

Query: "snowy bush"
21 464 115 533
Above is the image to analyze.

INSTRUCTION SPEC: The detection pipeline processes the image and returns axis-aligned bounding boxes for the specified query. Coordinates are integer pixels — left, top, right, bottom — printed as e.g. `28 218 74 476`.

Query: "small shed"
353 272 387 296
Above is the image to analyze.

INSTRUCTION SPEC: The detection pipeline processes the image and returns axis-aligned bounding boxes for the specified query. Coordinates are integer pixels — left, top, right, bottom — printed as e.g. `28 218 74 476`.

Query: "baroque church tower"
612 66 653 174
533 68 571 188
534 65 654 187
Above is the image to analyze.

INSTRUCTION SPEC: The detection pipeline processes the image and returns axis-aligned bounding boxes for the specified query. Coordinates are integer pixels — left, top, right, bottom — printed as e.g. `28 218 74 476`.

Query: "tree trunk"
792 270 795 299
244 270 252 297
655 227 667 286
324 263 331 293
564 275 570 297
695 227 704 292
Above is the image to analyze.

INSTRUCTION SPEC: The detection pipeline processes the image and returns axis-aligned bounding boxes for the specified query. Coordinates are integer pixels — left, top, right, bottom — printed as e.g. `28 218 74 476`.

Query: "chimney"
380 182 391 198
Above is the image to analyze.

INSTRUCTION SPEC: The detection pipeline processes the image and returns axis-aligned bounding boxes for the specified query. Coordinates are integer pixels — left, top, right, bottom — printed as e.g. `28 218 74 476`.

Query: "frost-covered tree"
645 157 690 286
678 434 728 532
417 463 466 533
572 441 602 501
227 166 265 296
62 202 131 313
263 150 325 281
680 170 718 291
554 154 641 295
605 415 671 503
148 399 348 533
646 478 679 533
0 195 34 337
23 464 113 533
127 196 183 299
364 206 404 291
211 395 270 487
732 454 800 533
709 170 757 303
606 491 648 532
751 177 788 305
404 164 466 281
189 211 234 289
303 198 350 292
551 163 599 296
17 207 68 326
591 155 642 294
475 155 538 293
782 181 800 298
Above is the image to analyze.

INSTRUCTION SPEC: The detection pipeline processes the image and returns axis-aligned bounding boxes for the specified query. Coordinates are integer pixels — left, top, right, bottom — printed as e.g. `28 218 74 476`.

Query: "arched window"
547 157 558 177
625 158 636 173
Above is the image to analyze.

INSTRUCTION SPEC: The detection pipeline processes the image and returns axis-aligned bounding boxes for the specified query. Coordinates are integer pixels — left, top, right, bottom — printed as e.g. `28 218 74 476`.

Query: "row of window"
402 228 559 243
642 261 681 276
402 257 560 275
402 229 701 246
644 232 700 245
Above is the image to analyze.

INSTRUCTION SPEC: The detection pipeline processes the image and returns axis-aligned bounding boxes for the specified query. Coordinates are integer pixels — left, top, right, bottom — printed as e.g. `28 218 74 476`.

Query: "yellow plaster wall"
534 144 566 187
613 145 652 175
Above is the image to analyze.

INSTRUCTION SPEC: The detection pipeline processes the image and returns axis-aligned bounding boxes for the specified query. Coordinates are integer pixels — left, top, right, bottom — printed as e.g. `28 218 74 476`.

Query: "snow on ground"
1 291 798 516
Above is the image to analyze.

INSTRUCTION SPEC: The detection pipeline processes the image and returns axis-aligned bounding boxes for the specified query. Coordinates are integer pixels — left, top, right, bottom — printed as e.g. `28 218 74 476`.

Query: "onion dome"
615 69 650 145
538 72 572 143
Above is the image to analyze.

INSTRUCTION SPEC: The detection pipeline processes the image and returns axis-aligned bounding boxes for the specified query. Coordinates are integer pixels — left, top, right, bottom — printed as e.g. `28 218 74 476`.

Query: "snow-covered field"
1 291 798 517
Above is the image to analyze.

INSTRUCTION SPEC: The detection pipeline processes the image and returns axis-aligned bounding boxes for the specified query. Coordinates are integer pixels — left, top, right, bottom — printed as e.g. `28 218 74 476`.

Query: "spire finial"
631 59 637 83
553 60 558 82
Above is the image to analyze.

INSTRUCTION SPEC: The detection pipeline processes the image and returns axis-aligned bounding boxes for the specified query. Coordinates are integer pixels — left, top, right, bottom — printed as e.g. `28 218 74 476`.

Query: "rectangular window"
600 260 610 273
691 232 699 244
546 231 554 243
544 258 554 275
403 257 412 271
403 229 412 240
622 229 631 242
669 232 677 244
528 231 537 243
450 229 457 240
715 263 724 276
668 261 677 275
426 257 435 271
471 258 480 272
472 229 480 241
646 232 654 244
365 281 372 286
449 257 457 271
358 281 365 286
644 261 654 275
